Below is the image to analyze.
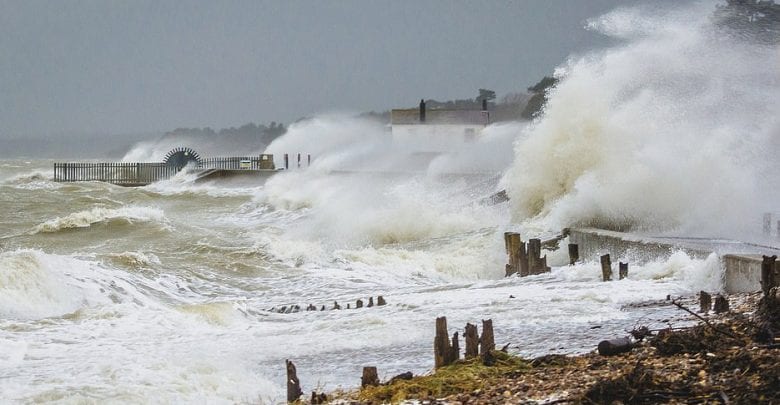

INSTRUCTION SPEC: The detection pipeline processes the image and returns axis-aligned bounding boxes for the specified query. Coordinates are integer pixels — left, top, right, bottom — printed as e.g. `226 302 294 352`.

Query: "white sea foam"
0 250 110 319
32 206 169 233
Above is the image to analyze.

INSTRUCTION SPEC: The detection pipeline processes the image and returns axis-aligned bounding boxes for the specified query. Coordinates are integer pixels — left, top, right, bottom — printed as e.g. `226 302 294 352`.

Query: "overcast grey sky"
0 0 678 139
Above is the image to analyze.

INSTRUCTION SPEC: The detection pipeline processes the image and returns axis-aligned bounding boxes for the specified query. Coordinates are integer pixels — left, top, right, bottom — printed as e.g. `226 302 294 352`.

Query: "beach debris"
597 337 634 356
387 371 413 385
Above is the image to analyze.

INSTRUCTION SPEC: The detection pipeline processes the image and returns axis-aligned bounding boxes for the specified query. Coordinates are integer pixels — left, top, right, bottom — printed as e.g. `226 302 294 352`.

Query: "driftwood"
286 359 303 403
568 243 579 265
600 254 612 281
361 366 380 388
464 323 479 359
387 371 413 385
670 299 739 340
597 337 634 356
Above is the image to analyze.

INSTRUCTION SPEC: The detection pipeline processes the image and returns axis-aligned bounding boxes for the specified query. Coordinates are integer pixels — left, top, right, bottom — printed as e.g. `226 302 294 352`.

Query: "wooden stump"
618 262 628 280
434 317 459 368
528 239 542 275
700 291 712 312
464 323 479 359
356 299 363 309
480 319 495 365
714 294 729 314
361 366 380 388
333 301 341 310
286 359 303 403
762 255 777 297
505 232 522 277
568 243 579 265
600 254 612 281
518 240 529 277
377 296 386 306
367 297 374 307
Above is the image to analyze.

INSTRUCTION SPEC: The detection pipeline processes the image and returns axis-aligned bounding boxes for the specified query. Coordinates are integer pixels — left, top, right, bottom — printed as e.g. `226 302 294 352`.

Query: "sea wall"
567 228 775 293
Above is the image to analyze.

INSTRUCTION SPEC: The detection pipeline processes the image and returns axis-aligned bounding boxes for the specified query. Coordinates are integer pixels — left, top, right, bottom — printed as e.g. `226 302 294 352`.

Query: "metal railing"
53 162 179 186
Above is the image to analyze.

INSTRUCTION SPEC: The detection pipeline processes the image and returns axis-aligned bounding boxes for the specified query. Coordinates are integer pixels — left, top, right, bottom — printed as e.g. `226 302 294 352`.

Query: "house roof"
391 109 488 125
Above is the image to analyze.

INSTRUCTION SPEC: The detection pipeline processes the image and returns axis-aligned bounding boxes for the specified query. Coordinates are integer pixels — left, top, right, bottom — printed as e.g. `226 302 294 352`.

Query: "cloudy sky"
0 0 678 139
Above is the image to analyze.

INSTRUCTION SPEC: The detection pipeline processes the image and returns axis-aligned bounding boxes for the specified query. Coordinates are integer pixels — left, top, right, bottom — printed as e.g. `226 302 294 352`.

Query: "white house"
390 99 489 152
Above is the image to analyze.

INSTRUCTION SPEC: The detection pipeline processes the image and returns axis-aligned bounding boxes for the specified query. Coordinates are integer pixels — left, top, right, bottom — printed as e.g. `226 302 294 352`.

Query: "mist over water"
505 3 780 239
1 3 771 404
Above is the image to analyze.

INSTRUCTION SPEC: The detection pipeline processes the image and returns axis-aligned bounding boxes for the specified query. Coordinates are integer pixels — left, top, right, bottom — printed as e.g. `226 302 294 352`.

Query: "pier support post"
285 360 303 403
600 254 612 281
568 243 579 265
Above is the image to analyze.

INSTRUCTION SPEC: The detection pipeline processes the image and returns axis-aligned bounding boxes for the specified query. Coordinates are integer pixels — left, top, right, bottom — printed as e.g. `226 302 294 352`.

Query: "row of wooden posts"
504 233 630 282
284 316 500 403
503 232 551 277
271 296 386 313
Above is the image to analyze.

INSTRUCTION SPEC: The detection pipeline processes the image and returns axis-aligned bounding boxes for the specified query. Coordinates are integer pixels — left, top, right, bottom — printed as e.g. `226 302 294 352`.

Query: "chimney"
482 99 487 111
419 99 426 123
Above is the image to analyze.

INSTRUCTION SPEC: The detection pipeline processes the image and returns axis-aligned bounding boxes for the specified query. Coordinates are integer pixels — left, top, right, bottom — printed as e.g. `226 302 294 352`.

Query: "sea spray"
504 3 780 238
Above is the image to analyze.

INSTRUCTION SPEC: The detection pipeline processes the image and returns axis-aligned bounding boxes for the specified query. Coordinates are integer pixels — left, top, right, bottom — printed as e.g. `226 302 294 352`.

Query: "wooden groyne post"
761 255 777 296
434 317 460 368
286 359 302 403
618 262 628 280
568 243 579 265
600 254 612 281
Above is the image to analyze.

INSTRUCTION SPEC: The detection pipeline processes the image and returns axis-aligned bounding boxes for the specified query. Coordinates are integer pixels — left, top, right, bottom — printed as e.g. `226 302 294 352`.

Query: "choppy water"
4 2 778 403
0 159 722 403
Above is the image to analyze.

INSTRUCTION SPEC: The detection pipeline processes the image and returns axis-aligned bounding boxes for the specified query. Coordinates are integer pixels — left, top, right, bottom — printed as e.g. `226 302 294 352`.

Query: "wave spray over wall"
505 4 780 239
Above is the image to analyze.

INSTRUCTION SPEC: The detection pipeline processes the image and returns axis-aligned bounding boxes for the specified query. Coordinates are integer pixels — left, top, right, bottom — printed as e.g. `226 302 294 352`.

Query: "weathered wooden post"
504 232 522 276
464 323 479 359
361 366 380 388
286 359 303 403
618 262 628 280
528 239 542 275
568 243 579 265
714 294 729 313
356 299 363 309
699 291 712 312
761 255 777 296
600 254 612 281
367 297 374 307
377 296 386 306
284 153 289 170
764 213 772 236
434 317 453 369
480 319 495 366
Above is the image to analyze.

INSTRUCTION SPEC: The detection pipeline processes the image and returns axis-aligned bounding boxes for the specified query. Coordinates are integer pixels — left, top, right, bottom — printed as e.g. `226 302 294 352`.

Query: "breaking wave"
504 4 780 238
32 206 169 234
